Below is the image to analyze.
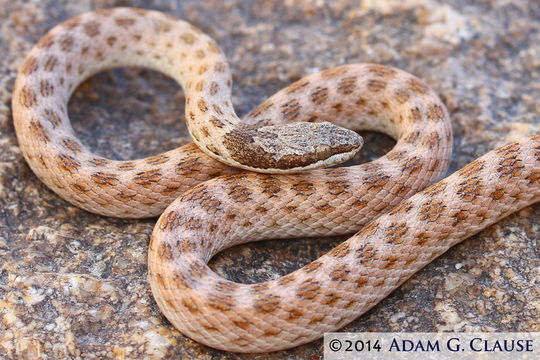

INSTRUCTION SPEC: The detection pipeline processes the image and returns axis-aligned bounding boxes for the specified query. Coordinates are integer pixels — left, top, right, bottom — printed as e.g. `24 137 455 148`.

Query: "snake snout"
307 122 363 162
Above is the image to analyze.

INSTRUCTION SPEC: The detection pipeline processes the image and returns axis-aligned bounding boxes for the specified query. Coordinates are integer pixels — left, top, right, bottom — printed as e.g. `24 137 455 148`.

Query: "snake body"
12 7 362 218
12 7 539 354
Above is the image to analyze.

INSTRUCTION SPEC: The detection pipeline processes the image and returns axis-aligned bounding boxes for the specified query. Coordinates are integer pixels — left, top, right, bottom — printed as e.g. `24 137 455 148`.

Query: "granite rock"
0 0 538 359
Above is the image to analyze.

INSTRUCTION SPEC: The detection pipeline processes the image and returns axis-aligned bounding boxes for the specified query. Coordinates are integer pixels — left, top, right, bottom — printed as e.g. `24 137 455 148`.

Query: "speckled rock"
0 0 538 359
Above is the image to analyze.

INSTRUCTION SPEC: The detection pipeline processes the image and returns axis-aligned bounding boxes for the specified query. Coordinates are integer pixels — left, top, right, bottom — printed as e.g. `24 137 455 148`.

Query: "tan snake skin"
149 135 539 353
12 8 363 218
11 7 539 354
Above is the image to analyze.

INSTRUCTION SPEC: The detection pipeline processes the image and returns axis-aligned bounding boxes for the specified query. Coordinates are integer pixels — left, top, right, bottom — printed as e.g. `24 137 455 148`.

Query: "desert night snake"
12 7 539 353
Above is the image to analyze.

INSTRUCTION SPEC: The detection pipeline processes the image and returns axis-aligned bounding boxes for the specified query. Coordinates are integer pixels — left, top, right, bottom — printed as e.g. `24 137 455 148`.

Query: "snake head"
222 122 363 173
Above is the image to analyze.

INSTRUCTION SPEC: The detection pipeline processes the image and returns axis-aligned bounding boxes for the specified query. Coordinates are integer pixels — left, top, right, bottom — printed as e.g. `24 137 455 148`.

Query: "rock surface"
0 0 538 359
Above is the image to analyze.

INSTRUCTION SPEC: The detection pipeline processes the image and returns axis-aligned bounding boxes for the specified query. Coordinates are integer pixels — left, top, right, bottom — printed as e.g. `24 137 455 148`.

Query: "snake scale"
12 7 539 353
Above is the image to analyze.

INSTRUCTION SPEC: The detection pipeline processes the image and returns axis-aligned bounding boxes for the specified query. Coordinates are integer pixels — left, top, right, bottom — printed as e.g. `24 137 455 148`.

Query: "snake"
11 7 539 354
